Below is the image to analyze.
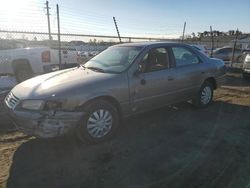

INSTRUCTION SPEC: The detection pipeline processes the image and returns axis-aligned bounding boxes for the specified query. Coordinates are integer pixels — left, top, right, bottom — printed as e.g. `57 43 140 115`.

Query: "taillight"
42 51 51 63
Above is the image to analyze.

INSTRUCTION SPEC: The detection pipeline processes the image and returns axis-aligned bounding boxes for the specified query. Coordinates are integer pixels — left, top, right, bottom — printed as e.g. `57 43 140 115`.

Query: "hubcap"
201 86 212 105
86 109 113 138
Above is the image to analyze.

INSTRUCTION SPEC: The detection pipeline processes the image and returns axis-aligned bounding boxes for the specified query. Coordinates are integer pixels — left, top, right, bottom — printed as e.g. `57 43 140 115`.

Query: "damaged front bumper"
5 107 85 138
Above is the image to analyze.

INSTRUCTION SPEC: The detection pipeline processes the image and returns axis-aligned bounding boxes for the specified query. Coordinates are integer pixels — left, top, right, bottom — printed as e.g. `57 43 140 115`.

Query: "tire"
76 99 119 143
237 55 243 63
192 81 214 108
15 67 33 83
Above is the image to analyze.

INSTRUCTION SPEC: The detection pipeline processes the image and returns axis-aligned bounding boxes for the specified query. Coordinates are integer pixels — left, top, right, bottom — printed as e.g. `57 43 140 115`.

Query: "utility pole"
181 22 186 42
45 1 52 41
56 4 62 69
231 28 239 65
113 17 121 43
210 26 214 57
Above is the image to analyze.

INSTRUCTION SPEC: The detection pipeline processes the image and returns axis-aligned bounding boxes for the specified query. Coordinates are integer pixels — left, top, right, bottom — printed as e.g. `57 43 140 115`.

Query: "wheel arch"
11 59 33 73
78 95 123 119
204 77 217 89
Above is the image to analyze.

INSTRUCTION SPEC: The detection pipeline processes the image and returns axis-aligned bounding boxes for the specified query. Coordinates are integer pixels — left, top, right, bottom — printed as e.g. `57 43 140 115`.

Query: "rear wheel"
15 68 32 82
192 81 214 108
77 99 119 143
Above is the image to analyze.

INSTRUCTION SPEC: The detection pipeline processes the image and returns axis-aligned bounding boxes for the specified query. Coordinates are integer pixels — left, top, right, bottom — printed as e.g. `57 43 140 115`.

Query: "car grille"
5 92 20 110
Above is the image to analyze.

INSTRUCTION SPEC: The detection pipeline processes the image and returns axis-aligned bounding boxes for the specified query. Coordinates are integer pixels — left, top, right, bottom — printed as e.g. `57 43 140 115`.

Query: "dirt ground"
0 73 250 188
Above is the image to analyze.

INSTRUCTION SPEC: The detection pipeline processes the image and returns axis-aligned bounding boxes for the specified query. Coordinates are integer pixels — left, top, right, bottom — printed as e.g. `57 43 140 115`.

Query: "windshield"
84 46 143 73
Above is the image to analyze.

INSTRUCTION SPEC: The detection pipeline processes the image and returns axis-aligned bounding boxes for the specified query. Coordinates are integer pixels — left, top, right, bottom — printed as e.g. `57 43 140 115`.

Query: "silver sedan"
5 42 226 143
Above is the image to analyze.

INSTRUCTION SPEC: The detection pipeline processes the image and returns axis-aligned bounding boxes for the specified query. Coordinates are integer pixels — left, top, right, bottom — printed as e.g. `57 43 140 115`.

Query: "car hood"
11 67 114 100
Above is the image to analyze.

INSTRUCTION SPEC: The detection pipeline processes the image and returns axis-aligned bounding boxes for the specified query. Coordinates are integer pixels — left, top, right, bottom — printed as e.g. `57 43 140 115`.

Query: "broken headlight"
21 100 45 110
44 101 62 110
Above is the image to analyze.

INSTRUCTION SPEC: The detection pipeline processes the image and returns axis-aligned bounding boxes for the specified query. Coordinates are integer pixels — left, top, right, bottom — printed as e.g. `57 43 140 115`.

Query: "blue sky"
0 0 249 39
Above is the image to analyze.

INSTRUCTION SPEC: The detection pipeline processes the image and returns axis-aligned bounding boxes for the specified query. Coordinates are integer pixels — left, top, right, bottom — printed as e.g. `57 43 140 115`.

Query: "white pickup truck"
242 53 250 79
0 47 79 82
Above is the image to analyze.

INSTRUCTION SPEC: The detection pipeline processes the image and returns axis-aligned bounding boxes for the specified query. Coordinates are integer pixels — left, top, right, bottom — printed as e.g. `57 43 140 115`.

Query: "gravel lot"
0 73 250 188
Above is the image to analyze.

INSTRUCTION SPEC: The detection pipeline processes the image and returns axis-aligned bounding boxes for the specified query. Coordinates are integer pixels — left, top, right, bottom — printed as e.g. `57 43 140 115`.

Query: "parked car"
212 47 243 62
242 54 250 79
4 42 226 143
242 43 250 53
0 46 79 82
191 45 210 56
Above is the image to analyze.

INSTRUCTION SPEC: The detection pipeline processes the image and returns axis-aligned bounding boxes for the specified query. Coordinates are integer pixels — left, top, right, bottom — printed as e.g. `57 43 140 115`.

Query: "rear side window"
172 47 200 67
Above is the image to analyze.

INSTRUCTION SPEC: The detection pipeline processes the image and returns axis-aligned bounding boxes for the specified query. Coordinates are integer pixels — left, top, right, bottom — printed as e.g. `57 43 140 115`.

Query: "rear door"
169 46 207 99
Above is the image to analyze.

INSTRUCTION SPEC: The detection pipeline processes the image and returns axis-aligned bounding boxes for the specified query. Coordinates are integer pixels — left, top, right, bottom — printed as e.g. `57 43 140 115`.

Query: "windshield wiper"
78 64 86 68
86 66 105 73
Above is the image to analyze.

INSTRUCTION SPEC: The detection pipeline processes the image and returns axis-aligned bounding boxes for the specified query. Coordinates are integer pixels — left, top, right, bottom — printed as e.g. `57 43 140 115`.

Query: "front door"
129 47 177 113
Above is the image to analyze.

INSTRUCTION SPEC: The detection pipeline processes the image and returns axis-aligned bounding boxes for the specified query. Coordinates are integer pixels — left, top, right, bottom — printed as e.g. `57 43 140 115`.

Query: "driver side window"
142 48 170 72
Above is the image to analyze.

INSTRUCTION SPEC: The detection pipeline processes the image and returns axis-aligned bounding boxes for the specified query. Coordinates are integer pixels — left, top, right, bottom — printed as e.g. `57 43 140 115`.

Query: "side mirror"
134 62 145 77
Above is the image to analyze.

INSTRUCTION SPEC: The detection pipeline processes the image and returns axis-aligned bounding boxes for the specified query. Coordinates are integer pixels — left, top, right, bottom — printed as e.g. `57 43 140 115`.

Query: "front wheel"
192 82 214 108
76 100 119 143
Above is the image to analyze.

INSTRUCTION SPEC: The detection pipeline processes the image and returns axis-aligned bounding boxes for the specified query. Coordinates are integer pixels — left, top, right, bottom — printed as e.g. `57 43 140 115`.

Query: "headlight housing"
20 100 64 111
21 100 45 110
44 101 62 110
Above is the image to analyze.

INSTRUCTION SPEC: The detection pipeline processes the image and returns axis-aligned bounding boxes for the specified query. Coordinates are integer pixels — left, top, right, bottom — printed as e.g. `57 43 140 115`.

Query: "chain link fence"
0 29 249 78
0 30 169 64
0 1 249 79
